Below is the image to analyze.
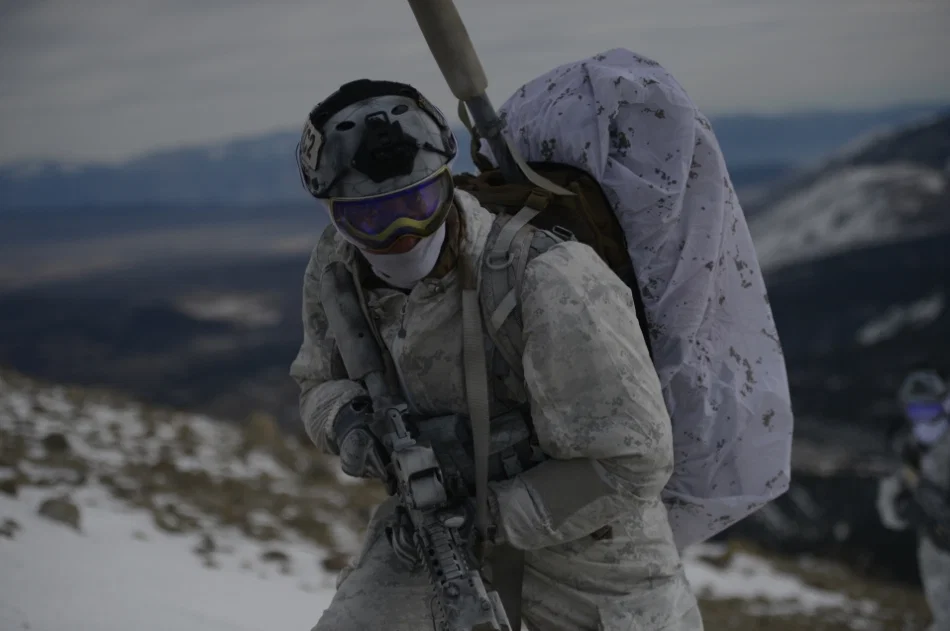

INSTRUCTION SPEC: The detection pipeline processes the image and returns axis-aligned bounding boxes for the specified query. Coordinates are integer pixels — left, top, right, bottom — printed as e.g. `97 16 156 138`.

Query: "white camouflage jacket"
290 191 698 627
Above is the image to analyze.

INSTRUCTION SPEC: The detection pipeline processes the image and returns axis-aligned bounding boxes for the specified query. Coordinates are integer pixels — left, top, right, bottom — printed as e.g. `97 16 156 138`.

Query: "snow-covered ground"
0 486 870 631
0 486 337 631
0 371 929 630
749 163 947 273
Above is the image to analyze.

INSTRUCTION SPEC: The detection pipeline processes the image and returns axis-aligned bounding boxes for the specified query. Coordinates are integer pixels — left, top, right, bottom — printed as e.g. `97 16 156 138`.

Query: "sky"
1 0 948 166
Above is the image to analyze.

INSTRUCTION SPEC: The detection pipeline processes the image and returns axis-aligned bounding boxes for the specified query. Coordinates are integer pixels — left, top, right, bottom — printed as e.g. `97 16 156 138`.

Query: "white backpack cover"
477 48 794 549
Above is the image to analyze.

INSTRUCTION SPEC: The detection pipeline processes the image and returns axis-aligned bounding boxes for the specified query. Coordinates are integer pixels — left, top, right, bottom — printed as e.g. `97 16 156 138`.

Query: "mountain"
726 112 950 565
1 108 948 613
0 369 931 630
746 112 950 419
711 104 950 167
747 112 950 270
2 103 946 210
0 132 309 210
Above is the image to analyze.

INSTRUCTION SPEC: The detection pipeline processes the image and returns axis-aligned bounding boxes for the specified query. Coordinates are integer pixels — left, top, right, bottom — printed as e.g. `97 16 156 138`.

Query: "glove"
330 397 388 480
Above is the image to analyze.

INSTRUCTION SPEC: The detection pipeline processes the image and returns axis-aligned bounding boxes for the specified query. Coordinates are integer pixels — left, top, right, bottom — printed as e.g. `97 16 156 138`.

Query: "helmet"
297 79 458 252
898 370 949 424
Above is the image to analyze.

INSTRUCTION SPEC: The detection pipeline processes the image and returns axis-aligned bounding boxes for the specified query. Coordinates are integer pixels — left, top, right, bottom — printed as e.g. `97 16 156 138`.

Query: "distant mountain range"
748 112 950 272
743 109 950 426
725 110 950 576
1 102 947 210
1 104 948 583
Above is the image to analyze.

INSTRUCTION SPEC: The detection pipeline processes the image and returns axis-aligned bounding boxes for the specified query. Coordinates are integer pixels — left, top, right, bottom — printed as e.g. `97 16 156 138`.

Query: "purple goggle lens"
329 167 453 252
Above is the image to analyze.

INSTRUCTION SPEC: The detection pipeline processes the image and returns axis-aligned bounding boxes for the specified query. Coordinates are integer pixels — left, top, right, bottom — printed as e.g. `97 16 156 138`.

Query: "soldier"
289 76 702 630
877 370 950 631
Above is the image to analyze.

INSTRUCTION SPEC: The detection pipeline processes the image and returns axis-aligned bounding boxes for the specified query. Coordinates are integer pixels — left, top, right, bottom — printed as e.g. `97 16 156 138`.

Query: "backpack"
455 162 652 351
454 48 794 550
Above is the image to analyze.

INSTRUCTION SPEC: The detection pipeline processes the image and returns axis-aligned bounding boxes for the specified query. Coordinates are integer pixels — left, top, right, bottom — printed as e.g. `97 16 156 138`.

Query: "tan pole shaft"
406 0 488 100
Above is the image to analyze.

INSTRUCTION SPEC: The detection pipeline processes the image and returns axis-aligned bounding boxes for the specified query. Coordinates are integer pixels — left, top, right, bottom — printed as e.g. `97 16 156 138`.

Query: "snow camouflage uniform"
877 401 950 630
292 48 791 630
293 193 701 630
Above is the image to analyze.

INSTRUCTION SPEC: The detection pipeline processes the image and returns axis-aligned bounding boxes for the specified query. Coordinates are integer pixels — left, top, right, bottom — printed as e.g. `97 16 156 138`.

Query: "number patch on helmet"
300 120 323 171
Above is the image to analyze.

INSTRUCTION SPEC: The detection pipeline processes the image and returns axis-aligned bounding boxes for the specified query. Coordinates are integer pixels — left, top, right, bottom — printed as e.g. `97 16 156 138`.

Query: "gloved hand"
329 396 389 480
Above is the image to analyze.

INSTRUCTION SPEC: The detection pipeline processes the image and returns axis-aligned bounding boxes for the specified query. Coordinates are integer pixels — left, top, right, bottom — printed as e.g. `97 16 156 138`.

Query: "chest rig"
348 243 547 498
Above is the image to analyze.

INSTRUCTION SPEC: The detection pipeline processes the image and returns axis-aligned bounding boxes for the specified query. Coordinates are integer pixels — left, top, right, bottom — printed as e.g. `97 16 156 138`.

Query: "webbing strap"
484 209 539 371
487 546 525 631
460 254 492 547
457 99 576 197
464 219 532 631
488 206 540 262
490 289 519 332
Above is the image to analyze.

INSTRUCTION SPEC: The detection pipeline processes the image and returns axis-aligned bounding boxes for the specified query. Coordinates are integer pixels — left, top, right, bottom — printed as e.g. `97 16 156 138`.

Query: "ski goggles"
327 166 453 252
904 400 946 424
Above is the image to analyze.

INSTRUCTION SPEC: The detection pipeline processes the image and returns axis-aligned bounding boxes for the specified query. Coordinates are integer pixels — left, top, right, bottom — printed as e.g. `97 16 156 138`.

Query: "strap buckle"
524 189 552 211
551 225 576 242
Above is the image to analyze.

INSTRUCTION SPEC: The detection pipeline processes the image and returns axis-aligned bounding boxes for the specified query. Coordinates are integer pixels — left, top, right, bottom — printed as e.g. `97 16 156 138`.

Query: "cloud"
1 0 948 164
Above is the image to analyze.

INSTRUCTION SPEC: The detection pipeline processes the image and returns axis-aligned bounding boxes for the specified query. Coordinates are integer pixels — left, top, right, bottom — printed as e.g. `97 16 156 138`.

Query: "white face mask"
913 417 949 446
359 223 447 289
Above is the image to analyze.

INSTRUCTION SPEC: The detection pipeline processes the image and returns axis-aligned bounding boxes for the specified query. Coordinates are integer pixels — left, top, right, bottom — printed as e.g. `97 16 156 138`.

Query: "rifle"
901 465 950 551
320 260 512 631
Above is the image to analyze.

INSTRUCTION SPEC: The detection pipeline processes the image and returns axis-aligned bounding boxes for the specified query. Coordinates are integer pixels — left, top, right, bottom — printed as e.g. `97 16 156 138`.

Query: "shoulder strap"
479 208 566 383
461 238 528 631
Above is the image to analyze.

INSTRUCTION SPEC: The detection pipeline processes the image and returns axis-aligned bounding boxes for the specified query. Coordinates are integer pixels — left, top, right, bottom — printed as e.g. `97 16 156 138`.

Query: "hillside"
746 111 950 427
748 112 950 272
720 112 950 569
0 370 932 630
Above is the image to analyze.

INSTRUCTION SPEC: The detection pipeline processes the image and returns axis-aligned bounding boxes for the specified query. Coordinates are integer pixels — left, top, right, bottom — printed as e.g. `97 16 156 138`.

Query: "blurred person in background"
877 369 950 631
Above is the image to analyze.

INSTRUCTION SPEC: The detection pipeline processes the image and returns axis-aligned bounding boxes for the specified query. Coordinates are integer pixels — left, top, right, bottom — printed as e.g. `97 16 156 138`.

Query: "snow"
0 384 293 486
856 291 945 346
175 293 282 328
683 545 853 613
0 487 337 631
749 163 946 272
0 372 889 629
0 485 872 631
